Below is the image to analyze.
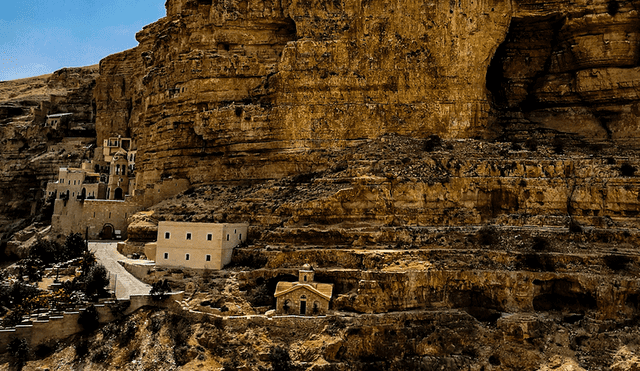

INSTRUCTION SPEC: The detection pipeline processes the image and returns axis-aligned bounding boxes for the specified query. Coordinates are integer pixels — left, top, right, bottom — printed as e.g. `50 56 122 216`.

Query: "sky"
0 0 166 81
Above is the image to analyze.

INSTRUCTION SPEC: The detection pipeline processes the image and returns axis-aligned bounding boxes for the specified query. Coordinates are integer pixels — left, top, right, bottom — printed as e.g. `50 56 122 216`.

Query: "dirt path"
88 242 151 299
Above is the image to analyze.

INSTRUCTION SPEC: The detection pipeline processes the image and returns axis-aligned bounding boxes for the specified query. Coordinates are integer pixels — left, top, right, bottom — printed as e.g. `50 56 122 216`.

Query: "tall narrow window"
165 232 170 239
226 234 230 241
164 252 169 259
207 234 212 241
185 253 190 261
206 255 211 262
239 234 242 241
186 232 192 240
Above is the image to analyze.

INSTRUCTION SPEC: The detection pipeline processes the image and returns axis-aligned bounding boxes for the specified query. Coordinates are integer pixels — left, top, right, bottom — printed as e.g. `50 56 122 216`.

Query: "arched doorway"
80 188 86 200
114 188 124 200
300 295 307 315
101 224 114 240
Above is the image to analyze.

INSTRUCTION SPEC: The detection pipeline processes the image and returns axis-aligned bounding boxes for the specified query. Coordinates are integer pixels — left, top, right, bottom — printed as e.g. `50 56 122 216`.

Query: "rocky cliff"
0 67 98 255
94 0 640 189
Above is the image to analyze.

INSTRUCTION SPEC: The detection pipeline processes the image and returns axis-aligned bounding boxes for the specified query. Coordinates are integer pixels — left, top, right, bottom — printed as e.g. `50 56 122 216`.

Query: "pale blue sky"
0 0 166 81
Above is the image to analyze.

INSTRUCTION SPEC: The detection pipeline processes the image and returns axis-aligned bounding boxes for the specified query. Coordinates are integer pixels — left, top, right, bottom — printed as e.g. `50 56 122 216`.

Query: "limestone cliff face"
94 0 640 191
0 67 98 252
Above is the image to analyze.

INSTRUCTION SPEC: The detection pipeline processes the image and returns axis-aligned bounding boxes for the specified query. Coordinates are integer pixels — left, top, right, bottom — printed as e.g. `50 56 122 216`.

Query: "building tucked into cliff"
153 221 248 270
46 136 141 239
275 265 333 316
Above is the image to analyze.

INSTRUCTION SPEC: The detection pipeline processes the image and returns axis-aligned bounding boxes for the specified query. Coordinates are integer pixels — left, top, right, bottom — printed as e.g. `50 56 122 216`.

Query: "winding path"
88 242 151 299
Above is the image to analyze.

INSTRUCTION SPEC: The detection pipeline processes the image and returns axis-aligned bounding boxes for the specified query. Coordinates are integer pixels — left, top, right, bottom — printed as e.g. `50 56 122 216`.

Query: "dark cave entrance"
485 15 564 113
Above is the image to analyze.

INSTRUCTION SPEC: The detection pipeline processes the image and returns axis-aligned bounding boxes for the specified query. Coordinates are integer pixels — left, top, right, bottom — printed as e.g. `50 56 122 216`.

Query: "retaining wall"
0 292 183 352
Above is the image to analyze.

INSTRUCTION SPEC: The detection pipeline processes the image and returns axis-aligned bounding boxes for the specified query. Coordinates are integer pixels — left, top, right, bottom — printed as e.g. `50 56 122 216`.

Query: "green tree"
83 264 109 299
78 305 100 333
150 279 171 301
64 232 87 259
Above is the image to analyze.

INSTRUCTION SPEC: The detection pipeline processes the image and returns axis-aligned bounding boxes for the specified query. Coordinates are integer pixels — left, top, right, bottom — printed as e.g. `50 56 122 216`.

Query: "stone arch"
114 188 124 200
300 294 307 315
101 224 115 240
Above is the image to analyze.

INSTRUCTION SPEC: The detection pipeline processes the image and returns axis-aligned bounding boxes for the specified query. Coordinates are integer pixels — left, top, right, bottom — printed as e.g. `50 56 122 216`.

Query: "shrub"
477 226 498 246
74 338 89 360
552 137 564 154
83 264 109 299
525 137 538 151
7 338 29 370
620 163 636 177
269 346 292 371
64 233 87 259
423 134 442 152
531 236 549 251
117 320 138 345
78 305 100 333
150 279 171 301
18 258 44 282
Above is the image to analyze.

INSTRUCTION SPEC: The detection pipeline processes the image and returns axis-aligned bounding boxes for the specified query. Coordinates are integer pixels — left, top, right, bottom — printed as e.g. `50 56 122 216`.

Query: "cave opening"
486 15 563 113
532 279 597 312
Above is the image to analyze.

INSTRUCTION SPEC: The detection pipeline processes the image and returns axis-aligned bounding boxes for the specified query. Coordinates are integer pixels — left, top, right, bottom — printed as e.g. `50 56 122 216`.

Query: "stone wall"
0 292 184 353
51 198 142 239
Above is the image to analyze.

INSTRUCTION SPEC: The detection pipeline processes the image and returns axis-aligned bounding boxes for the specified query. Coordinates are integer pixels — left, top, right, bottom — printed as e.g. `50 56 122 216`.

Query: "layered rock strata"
0 67 98 253
93 0 640 191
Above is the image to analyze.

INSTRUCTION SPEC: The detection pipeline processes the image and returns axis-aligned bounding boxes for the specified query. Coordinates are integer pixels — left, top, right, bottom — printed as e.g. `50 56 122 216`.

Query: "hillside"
2 0 640 370
0 66 98 257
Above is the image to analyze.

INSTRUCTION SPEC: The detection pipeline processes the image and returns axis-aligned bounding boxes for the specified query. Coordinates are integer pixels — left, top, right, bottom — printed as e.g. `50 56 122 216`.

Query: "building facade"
155 221 248 270
274 265 333 315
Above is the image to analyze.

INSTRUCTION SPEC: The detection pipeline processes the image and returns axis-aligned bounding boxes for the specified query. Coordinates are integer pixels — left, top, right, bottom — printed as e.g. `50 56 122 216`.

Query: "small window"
304 275 307 282
207 233 212 241
239 234 242 241
165 232 170 239
206 255 211 262
185 253 190 261
164 252 169 259
234 229 237 234
226 234 230 241
186 232 192 240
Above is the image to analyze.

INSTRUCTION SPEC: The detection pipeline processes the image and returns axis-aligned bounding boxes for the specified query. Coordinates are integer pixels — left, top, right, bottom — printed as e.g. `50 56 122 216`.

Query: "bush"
270 346 292 371
7 338 30 370
477 226 498 246
18 258 44 282
423 134 442 152
150 279 171 301
552 137 564 154
74 338 89 360
65 233 87 259
78 305 100 333
525 137 538 151
83 264 110 299
620 163 636 177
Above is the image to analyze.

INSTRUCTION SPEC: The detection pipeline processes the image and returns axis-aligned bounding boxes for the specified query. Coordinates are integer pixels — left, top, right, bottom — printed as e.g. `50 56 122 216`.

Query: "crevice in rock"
532 279 597 312
486 15 563 112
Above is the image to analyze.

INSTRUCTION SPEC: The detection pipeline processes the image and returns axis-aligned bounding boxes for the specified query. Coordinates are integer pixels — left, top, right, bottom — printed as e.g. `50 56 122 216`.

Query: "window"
185 254 190 261
186 232 192 240
207 234 212 241
234 229 237 234
239 234 242 241
206 255 211 262
226 234 230 241
303 275 307 282
164 252 168 259
165 232 170 239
